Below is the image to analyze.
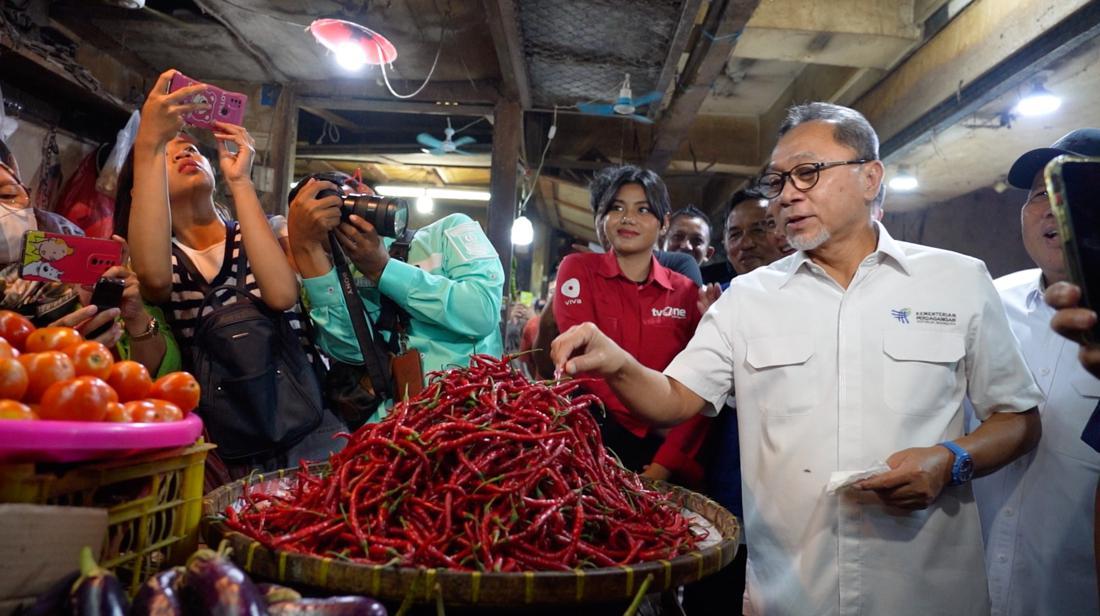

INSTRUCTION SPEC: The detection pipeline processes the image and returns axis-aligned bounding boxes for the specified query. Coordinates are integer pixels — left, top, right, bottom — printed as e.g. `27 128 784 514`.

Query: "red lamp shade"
309 18 398 66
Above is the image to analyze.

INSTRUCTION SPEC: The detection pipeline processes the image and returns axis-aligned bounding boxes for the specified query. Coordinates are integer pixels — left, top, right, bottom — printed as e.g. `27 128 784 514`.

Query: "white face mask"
0 205 37 264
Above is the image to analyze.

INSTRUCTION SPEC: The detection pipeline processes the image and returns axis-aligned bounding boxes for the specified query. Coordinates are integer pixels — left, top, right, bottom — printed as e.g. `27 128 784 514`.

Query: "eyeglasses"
1024 190 1049 208
756 159 871 199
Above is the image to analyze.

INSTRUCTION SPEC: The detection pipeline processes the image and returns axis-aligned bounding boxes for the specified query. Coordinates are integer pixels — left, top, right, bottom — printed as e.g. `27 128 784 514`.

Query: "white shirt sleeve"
964 261 1044 420
664 290 737 415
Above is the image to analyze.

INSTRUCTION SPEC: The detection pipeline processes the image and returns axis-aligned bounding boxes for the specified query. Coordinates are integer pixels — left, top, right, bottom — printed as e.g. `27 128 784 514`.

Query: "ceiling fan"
575 73 662 124
416 118 476 155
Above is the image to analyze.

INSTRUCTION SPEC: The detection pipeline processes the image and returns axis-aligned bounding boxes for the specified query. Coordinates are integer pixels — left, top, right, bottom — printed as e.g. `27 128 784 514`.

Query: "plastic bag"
55 150 115 238
95 109 140 197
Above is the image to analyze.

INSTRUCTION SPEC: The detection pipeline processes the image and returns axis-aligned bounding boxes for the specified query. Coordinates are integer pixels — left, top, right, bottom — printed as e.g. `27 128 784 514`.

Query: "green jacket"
302 213 504 376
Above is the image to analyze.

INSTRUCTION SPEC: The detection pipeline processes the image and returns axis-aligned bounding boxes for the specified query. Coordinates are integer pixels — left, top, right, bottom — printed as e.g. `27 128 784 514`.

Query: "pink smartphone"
167 72 247 130
19 231 124 285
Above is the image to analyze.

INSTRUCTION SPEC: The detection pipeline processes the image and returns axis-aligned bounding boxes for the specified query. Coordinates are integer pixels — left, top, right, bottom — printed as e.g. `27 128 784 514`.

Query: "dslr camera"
290 172 409 239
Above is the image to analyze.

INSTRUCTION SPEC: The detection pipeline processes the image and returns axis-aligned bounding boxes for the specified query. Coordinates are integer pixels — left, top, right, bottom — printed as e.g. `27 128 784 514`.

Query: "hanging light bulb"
334 41 368 71
309 19 398 72
416 195 434 214
511 216 534 246
1015 84 1062 117
889 165 918 191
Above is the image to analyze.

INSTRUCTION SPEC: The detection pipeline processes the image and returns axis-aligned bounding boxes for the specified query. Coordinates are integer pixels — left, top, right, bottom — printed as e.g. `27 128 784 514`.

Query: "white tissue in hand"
826 461 891 495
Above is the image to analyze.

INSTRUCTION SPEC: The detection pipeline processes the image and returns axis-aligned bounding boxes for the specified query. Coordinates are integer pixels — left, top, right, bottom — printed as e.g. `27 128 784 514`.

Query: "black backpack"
171 226 325 461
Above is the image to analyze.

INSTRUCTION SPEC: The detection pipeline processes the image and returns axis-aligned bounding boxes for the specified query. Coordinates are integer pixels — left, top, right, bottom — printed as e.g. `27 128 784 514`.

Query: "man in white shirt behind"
551 102 1043 616
969 128 1100 616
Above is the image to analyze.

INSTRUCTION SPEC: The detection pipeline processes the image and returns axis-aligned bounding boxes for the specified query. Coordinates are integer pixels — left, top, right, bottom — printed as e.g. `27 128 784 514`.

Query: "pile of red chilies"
225 354 699 572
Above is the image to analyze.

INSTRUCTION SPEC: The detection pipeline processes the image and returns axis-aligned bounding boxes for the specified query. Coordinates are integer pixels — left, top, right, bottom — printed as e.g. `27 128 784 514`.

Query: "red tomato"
104 401 132 423
0 311 34 350
19 352 76 403
149 372 200 414
38 376 118 421
124 399 182 423
0 400 35 420
64 341 115 379
25 327 83 353
0 357 28 400
0 337 19 359
107 361 153 402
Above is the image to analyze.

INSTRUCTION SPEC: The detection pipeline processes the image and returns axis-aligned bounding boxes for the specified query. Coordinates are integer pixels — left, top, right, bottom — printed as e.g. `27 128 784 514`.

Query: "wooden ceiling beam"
854 0 1100 158
482 0 532 110
734 0 921 69
298 96 495 117
297 79 499 106
646 0 762 173
300 107 362 132
648 0 706 121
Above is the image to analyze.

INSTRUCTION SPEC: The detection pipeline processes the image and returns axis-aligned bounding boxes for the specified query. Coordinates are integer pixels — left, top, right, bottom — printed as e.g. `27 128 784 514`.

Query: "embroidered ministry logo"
891 308 911 324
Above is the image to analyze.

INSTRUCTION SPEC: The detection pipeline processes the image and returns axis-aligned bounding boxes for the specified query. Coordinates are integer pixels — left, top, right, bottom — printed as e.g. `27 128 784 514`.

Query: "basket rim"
202 466 741 606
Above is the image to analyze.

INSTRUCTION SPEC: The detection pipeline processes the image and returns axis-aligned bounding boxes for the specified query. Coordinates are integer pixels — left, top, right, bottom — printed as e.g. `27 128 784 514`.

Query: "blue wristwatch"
938 441 974 486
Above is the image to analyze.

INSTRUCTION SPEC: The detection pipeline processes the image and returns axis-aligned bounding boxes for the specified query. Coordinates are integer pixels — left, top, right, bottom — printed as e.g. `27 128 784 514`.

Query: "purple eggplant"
182 545 268 616
256 583 303 606
72 547 130 616
130 566 185 616
267 597 388 616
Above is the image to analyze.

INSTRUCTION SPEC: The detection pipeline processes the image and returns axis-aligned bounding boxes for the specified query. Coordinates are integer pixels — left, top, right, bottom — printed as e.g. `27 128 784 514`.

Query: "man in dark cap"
970 128 1100 616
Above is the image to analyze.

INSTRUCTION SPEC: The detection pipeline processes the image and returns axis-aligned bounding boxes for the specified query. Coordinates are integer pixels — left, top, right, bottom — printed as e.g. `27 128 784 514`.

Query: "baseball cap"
1007 128 1100 189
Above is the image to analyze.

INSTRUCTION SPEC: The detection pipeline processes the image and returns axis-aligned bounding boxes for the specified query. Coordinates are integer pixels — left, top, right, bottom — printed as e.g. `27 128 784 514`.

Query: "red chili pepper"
222 353 699 571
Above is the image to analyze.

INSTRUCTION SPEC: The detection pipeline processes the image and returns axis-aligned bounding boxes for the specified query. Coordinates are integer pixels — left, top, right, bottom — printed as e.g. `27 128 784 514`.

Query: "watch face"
957 457 975 482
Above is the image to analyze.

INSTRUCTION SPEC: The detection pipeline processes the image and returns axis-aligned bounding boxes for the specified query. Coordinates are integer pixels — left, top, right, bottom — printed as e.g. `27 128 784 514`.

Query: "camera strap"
376 227 415 352
329 233 393 401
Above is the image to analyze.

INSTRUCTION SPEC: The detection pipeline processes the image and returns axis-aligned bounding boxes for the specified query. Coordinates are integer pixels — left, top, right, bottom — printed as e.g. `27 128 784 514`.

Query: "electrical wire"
517 106 558 217
452 115 486 135
374 22 445 100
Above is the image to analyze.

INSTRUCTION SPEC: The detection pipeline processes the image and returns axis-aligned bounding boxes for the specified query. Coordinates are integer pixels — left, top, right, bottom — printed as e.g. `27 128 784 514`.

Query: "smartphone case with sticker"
167 72 247 130
19 231 123 285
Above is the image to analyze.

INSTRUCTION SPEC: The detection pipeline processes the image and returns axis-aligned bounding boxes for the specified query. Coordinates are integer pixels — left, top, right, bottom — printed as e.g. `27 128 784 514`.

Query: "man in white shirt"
969 129 1100 616
552 102 1043 616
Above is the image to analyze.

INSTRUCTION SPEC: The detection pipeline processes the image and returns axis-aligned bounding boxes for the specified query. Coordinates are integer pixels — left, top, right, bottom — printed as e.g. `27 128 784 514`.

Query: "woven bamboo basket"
202 466 740 608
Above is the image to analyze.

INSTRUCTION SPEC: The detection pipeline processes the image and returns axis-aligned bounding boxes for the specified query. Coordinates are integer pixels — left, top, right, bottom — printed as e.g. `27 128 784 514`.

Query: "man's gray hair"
778 102 886 213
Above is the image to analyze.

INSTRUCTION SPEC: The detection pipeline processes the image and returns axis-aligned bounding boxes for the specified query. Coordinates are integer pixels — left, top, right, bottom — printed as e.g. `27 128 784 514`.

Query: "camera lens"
344 195 409 238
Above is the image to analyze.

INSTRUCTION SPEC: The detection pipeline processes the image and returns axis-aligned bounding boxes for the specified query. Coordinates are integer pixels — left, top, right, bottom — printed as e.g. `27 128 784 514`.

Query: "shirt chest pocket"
745 336 818 416
882 330 965 416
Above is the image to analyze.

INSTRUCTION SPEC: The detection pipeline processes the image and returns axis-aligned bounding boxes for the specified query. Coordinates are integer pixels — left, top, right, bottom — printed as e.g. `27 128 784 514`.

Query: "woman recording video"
126 70 344 484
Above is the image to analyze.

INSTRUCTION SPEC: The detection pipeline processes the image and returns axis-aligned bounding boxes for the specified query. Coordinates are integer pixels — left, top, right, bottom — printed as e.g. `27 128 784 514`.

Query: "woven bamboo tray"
202 467 740 607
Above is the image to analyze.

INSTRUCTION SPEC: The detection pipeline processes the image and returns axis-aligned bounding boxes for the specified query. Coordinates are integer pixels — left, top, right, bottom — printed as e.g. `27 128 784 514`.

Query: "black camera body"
290 173 409 239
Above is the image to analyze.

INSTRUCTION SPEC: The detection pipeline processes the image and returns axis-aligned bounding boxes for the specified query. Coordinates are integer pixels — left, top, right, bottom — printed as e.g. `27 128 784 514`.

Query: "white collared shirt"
665 222 1043 616
969 269 1100 616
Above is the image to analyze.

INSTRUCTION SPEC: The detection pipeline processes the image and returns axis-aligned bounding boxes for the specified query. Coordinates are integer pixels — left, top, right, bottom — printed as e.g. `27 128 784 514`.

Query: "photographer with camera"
288 172 504 425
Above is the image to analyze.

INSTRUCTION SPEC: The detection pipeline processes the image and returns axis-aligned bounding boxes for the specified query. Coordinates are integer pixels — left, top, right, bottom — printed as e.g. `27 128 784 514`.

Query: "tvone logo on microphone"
652 306 687 319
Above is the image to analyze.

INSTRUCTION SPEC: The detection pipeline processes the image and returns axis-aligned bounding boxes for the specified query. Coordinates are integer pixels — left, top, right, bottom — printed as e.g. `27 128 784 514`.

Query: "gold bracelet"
129 316 159 341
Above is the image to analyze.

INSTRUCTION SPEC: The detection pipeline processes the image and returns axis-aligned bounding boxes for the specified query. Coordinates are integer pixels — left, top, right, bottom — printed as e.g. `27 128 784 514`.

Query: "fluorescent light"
1015 85 1062 117
334 41 368 72
511 216 534 246
375 185 426 198
376 185 491 201
889 165 918 191
416 195 434 214
426 188 491 201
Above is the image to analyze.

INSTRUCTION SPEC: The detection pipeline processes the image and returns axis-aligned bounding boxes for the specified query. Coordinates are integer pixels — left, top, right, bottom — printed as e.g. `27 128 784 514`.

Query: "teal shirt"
302 213 504 376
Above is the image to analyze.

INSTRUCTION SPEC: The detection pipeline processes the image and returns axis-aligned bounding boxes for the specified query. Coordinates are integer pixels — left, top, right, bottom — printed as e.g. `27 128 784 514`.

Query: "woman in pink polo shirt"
554 165 710 487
